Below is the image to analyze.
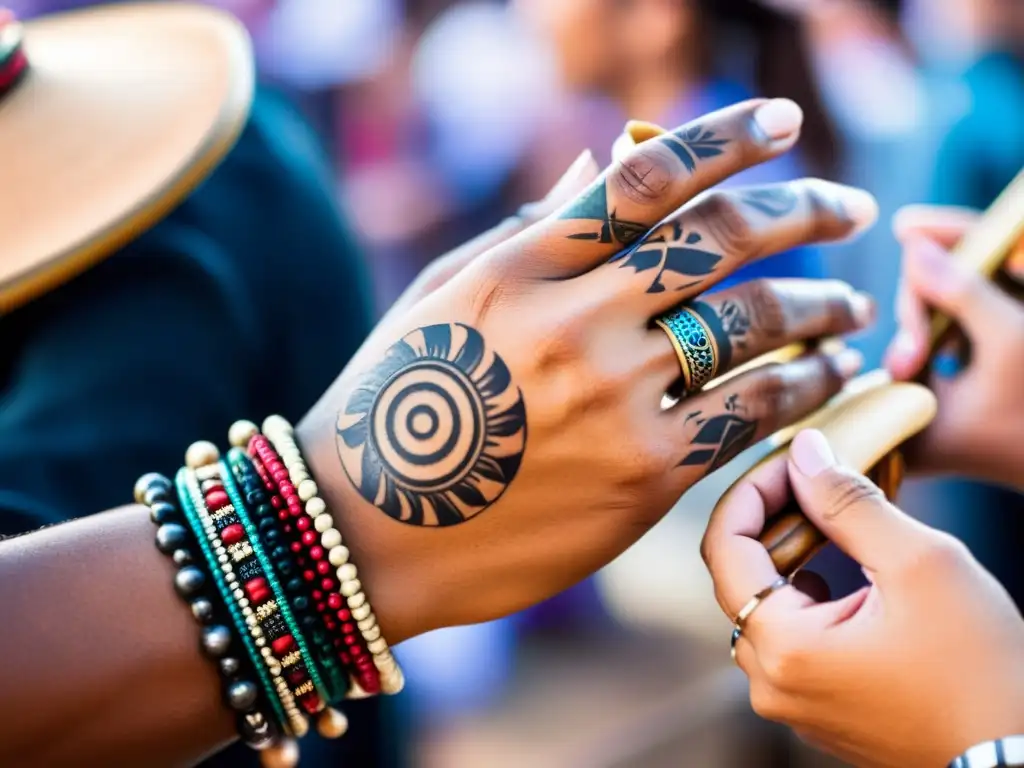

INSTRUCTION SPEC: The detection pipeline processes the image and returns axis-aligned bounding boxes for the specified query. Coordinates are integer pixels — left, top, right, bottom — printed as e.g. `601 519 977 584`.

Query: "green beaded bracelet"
219 458 331 707
175 468 290 732
226 449 349 703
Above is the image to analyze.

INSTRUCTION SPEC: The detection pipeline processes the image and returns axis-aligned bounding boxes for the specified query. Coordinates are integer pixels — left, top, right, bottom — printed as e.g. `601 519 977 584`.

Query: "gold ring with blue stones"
655 305 720 392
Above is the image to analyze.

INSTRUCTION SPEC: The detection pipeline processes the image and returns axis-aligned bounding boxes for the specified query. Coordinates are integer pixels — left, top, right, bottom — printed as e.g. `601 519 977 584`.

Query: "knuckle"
821 282 858 330
612 144 675 207
534 317 587 372
822 471 885 520
749 682 786 722
466 273 513 323
698 192 758 257
911 531 972 574
745 279 788 337
802 179 854 242
744 366 795 420
758 637 807 692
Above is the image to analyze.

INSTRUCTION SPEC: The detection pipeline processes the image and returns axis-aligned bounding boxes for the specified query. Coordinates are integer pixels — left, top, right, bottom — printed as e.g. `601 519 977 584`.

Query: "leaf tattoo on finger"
611 222 723 293
661 125 730 173
740 187 800 219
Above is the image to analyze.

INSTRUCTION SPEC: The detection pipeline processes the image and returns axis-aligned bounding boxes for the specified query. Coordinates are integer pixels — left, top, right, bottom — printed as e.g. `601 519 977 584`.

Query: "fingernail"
543 149 595 203
831 348 863 379
843 188 880 235
890 330 918 361
818 337 845 357
753 99 804 142
850 292 875 326
791 429 836 477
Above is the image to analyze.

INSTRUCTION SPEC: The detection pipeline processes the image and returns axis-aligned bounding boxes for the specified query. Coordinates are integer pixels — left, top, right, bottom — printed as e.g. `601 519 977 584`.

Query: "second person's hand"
885 205 1024 487
702 429 1024 767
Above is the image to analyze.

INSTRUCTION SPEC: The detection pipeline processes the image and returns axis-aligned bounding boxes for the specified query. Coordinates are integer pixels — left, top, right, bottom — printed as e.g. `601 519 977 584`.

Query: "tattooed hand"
381 150 601 321
298 99 879 645
886 205 1024 486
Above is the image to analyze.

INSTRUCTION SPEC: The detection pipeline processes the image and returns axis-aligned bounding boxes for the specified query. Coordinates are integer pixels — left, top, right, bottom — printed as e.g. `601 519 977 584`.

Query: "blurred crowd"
13 0 1024 760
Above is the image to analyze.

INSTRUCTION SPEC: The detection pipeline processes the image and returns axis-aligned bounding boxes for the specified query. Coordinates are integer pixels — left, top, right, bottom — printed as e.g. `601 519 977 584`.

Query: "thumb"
786 430 934 574
904 236 1022 341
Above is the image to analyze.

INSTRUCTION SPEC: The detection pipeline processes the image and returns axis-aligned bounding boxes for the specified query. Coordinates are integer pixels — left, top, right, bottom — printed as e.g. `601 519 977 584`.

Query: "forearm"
0 506 234 767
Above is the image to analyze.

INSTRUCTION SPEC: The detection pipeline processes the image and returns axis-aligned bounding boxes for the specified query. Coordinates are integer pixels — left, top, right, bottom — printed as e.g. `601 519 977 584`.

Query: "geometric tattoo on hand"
559 180 649 246
678 394 758 473
337 323 526 527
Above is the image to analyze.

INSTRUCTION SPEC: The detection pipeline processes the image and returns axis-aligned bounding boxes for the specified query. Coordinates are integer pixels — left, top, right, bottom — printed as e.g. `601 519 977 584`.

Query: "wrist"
947 679 1024 767
295 408 435 646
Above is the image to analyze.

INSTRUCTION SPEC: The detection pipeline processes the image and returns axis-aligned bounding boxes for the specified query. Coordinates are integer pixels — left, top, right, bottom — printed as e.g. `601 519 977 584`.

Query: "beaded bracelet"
177 465 305 739
217 458 333 715
226 449 350 705
246 436 381 694
189 462 324 726
135 472 280 751
254 416 404 695
193 462 320 718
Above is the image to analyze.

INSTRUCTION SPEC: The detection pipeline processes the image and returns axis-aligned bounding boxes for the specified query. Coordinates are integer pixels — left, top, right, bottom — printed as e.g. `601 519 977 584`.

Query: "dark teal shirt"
0 87 401 766
932 51 1024 209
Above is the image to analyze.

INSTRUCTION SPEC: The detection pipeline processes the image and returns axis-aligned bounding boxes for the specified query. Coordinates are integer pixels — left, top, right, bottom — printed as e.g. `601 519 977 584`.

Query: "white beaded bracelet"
230 417 405 696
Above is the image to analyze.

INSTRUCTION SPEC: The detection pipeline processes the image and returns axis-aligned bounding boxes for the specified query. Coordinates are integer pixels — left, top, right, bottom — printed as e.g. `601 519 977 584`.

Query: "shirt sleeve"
0 87 376 536
0 222 265 535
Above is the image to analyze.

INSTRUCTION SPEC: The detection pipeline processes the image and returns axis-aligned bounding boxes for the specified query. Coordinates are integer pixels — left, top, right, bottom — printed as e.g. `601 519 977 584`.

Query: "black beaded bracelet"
227 449 349 703
135 471 282 751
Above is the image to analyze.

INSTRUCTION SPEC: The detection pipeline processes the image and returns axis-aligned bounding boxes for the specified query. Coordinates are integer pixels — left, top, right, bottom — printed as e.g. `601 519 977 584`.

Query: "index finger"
702 452 815 622
499 99 805 279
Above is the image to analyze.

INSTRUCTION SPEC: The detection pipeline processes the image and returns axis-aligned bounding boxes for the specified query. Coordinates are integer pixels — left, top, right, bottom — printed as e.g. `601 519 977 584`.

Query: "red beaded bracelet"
248 437 382 694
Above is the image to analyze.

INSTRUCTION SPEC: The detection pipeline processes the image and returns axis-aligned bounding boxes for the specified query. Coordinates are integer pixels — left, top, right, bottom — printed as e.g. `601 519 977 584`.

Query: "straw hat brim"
0 2 254 313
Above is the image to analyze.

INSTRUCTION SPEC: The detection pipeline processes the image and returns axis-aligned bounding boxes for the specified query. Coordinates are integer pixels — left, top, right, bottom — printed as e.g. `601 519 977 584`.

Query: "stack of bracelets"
133 416 404 768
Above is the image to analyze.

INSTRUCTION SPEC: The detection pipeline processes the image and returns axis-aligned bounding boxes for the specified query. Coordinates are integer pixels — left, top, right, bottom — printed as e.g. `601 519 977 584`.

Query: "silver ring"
729 626 742 663
733 576 792 629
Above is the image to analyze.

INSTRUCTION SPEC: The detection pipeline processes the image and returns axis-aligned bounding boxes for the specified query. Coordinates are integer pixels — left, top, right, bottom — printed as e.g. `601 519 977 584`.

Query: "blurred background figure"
897 0 1024 652
511 0 835 283
14 0 1021 764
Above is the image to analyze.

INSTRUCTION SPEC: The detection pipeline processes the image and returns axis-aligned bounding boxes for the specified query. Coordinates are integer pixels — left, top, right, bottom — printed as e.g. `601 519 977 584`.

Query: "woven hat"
0 2 254 313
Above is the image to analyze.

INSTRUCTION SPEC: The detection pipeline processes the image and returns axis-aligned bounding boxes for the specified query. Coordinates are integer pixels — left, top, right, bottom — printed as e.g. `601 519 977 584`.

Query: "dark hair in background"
698 0 838 177
699 0 906 177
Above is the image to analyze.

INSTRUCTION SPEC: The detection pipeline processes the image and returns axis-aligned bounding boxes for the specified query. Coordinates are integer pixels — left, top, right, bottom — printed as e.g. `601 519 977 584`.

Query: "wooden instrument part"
742 383 934 575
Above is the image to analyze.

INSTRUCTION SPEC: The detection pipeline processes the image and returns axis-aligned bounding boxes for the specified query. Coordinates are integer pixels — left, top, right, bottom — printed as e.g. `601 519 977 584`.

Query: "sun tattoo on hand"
336 323 527 527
